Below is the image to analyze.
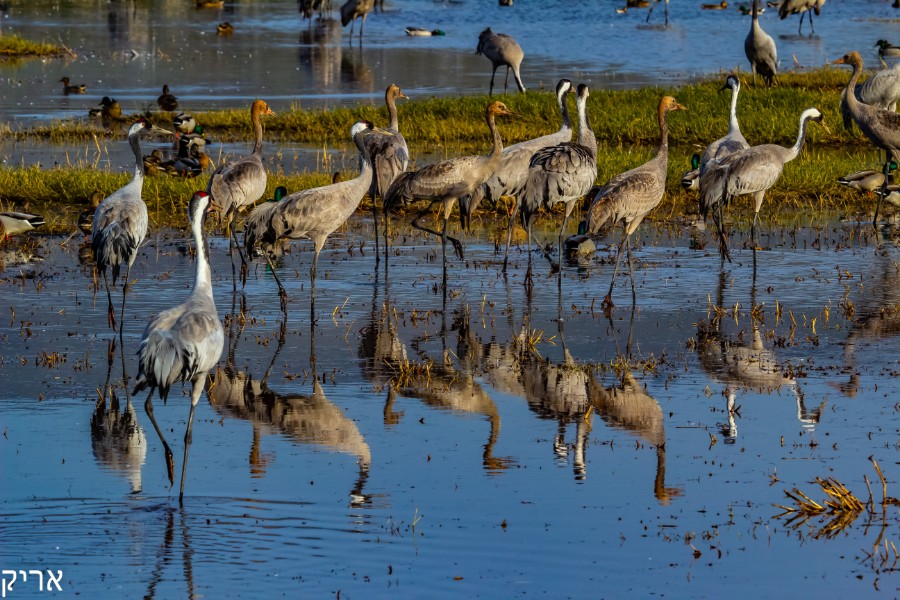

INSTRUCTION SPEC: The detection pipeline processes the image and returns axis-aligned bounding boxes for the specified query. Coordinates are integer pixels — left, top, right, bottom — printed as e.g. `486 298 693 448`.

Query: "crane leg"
103 271 117 332
502 199 519 273
264 252 288 313
553 211 571 274
489 66 498 96
359 14 366 40
603 231 629 311
373 201 381 267
179 376 204 504
504 66 510 94
310 250 319 323
384 209 391 271
626 235 637 305
874 154 890 227
411 203 464 260
144 390 175 486
119 263 132 340
441 216 448 290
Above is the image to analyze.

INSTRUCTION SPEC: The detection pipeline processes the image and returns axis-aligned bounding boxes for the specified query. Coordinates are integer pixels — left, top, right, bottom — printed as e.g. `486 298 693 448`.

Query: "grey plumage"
245 121 380 312
93 118 172 333
459 78 574 269
340 0 374 38
703 108 823 261
834 51 900 223
700 75 749 176
133 191 224 503
521 83 596 270
383 101 515 278
840 61 900 132
745 0 777 86
365 84 410 266
476 28 526 95
586 96 686 309
777 0 824 35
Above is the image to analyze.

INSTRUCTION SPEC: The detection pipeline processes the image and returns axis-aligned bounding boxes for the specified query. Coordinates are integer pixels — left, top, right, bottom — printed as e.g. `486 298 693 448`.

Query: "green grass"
0 34 64 57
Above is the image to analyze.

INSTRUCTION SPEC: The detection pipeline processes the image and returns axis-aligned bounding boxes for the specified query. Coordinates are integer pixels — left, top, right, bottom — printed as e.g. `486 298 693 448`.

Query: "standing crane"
383 101 516 287
93 118 172 334
476 28 526 95
778 0 824 36
521 83 597 274
745 0 777 86
340 0 374 41
365 84 409 266
586 96 687 310
833 51 900 224
206 99 275 288
699 75 749 176
840 61 900 133
133 191 225 504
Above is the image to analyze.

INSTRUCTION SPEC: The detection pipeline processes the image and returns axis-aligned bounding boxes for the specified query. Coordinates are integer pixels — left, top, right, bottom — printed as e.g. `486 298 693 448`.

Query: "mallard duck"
196 0 224 7
173 113 196 135
405 27 446 36
875 184 900 208
738 3 765 13
702 1 728 8
216 22 234 35
59 76 86 95
0 212 45 239
564 221 595 258
875 39 900 59
838 169 892 197
78 191 104 239
681 153 701 190
157 84 178 112
615 6 629 13
91 96 126 124
499 0 513 5
172 141 215 178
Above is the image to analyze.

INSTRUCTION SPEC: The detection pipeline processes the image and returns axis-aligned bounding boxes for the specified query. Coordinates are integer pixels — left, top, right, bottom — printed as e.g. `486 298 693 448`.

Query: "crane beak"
369 125 395 137
265 107 276 117
399 91 409 101
150 125 174 136
674 102 687 111
831 56 847 65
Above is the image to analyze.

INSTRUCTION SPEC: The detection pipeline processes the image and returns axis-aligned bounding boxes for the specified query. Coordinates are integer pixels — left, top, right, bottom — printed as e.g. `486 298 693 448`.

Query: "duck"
564 221 595 258
616 6 629 13
738 3 764 12
143 148 170 176
702 1 728 8
838 168 895 197
59 76 86 95
875 39 900 59
875 184 900 208
0 212 45 240
157 84 178 112
171 140 215 178
91 96 126 124
78 191 104 239
173 113 197 135
405 27 446 36
627 0 650 7
216 22 234 35
499 0 513 5
196 0 224 7
681 153 701 190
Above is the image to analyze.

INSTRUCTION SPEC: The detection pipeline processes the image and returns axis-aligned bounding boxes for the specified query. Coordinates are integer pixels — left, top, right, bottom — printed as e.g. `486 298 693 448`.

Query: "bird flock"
9 9 898 501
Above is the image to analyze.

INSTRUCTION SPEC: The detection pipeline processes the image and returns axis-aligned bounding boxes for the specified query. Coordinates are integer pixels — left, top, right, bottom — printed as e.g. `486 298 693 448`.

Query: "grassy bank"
14 68 883 153
0 34 64 57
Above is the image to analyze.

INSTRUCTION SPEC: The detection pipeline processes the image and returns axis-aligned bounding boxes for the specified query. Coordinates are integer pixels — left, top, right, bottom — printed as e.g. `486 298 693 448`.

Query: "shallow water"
1 0 898 127
1 216 898 597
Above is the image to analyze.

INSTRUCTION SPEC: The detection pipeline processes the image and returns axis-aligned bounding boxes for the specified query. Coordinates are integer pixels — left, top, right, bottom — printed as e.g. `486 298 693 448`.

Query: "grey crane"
245 120 384 316
777 0 824 35
745 0 777 86
298 0 331 20
365 84 409 266
521 83 597 273
206 99 275 287
701 107 823 261
93 118 172 333
840 60 900 133
340 0 374 40
133 191 225 504
383 101 516 285
476 28 526 96
833 51 900 224
586 96 686 310
700 75 750 176
457 79 575 272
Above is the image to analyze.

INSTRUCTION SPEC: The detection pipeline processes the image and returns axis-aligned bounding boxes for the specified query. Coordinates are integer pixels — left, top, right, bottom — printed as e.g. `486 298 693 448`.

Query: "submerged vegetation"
0 33 64 57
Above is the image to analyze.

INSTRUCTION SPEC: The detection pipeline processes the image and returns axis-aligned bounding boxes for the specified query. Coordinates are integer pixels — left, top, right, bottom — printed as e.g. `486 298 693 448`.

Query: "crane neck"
657 106 671 155
558 88 573 135
129 130 145 184
189 210 214 300
354 132 375 178
727 86 741 136
788 113 813 158
486 110 504 163
387 92 400 131
576 98 597 158
251 105 265 154
843 58 864 115
751 0 758 20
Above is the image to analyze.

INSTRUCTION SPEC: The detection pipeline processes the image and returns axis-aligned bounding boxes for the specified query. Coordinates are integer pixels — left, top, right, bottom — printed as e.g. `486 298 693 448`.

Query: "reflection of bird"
833 51 900 223
839 61 900 133
91 390 147 494
245 121 379 310
207 99 275 282
699 75 749 177
157 84 178 112
298 0 332 19
383 101 515 272
586 96 686 309
78 191 104 240
365 84 409 264
0 211 45 239
777 0 824 35
876 39 900 59
133 191 224 503
700 108 822 261
459 79 574 270
522 83 596 268
340 0 374 39
476 28 526 95
59 76 86 94
216 22 234 35
93 119 172 332
745 0 777 86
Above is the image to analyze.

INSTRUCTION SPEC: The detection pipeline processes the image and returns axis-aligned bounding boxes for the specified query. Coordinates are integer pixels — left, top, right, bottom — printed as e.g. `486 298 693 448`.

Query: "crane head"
831 51 861 67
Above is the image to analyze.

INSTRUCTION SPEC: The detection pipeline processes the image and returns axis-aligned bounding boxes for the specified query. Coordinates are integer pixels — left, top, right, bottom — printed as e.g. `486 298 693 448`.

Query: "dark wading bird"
458 79 575 272
383 101 516 286
700 107 823 262
476 28 526 96
833 51 900 225
133 191 225 504
745 0 777 86
777 0 824 36
365 84 409 266
206 99 275 288
93 118 172 333
340 0 374 40
244 120 385 317
586 96 687 311
521 83 597 275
